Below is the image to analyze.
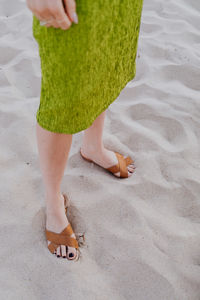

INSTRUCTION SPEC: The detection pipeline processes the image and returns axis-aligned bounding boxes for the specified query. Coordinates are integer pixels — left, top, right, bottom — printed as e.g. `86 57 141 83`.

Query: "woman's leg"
80 110 135 177
36 122 77 259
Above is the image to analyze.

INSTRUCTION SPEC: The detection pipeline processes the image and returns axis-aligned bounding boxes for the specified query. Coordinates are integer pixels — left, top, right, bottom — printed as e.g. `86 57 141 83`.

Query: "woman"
26 0 143 261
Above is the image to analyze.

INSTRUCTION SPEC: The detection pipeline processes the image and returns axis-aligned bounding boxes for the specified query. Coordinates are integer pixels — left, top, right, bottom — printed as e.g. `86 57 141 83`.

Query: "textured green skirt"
32 0 143 134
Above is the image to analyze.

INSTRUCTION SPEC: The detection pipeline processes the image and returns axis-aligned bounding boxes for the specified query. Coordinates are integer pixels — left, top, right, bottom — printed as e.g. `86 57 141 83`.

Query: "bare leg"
80 110 135 177
36 122 77 259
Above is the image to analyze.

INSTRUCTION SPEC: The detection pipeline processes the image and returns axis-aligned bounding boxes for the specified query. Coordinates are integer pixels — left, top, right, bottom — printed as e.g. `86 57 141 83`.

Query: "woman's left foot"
46 193 79 260
80 146 135 177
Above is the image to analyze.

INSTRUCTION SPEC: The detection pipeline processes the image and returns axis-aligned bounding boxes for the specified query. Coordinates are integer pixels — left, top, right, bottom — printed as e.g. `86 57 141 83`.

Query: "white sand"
0 0 200 299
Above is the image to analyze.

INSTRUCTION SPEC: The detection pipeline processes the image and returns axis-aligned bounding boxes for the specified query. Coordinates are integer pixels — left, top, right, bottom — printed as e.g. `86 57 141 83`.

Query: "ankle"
46 206 65 218
45 193 65 214
81 143 104 154
46 209 67 232
45 191 62 200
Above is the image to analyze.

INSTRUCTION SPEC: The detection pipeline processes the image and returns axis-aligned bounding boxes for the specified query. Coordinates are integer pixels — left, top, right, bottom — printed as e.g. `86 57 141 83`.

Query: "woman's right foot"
45 193 78 260
80 146 135 177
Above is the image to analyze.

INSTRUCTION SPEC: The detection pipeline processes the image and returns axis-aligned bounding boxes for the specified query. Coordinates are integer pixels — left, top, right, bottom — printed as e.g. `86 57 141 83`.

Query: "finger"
63 0 78 24
36 17 55 28
49 19 60 28
31 0 52 22
44 23 52 28
33 10 54 26
37 13 59 29
50 1 72 30
39 8 55 24
38 3 60 28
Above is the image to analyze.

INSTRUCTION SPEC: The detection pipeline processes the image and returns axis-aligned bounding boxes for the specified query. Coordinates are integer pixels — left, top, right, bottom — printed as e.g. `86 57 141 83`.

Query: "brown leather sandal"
45 193 80 261
80 148 135 178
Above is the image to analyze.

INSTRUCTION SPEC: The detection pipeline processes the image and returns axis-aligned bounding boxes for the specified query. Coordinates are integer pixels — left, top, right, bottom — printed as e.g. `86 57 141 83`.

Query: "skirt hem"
35 69 136 134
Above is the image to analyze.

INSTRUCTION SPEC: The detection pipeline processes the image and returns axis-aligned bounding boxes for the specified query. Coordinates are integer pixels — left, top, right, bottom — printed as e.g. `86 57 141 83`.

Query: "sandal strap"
63 193 70 214
46 223 74 239
62 223 74 235
48 242 59 254
106 163 120 174
63 193 70 208
106 152 128 177
46 223 79 249
116 153 128 177
124 156 134 166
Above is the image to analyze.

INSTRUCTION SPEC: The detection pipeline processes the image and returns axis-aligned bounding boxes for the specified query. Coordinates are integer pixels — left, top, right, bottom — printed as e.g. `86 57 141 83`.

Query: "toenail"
69 253 74 257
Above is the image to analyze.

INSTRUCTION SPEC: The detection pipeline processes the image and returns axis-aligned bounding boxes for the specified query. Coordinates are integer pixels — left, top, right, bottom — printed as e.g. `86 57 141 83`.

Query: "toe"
66 233 78 260
127 166 135 173
114 171 120 177
61 245 67 258
56 246 61 257
128 163 136 169
47 240 56 255
67 246 77 260
128 171 133 177
124 155 135 167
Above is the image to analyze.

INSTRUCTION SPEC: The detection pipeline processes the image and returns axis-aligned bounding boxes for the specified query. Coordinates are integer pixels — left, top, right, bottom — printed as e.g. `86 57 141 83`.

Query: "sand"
0 0 200 299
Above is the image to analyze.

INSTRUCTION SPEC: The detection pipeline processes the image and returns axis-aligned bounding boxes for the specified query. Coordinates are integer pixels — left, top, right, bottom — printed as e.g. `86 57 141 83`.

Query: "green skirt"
32 0 143 134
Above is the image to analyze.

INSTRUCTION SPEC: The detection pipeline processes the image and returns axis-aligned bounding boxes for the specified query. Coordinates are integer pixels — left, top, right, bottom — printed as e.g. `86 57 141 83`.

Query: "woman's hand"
26 0 78 30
